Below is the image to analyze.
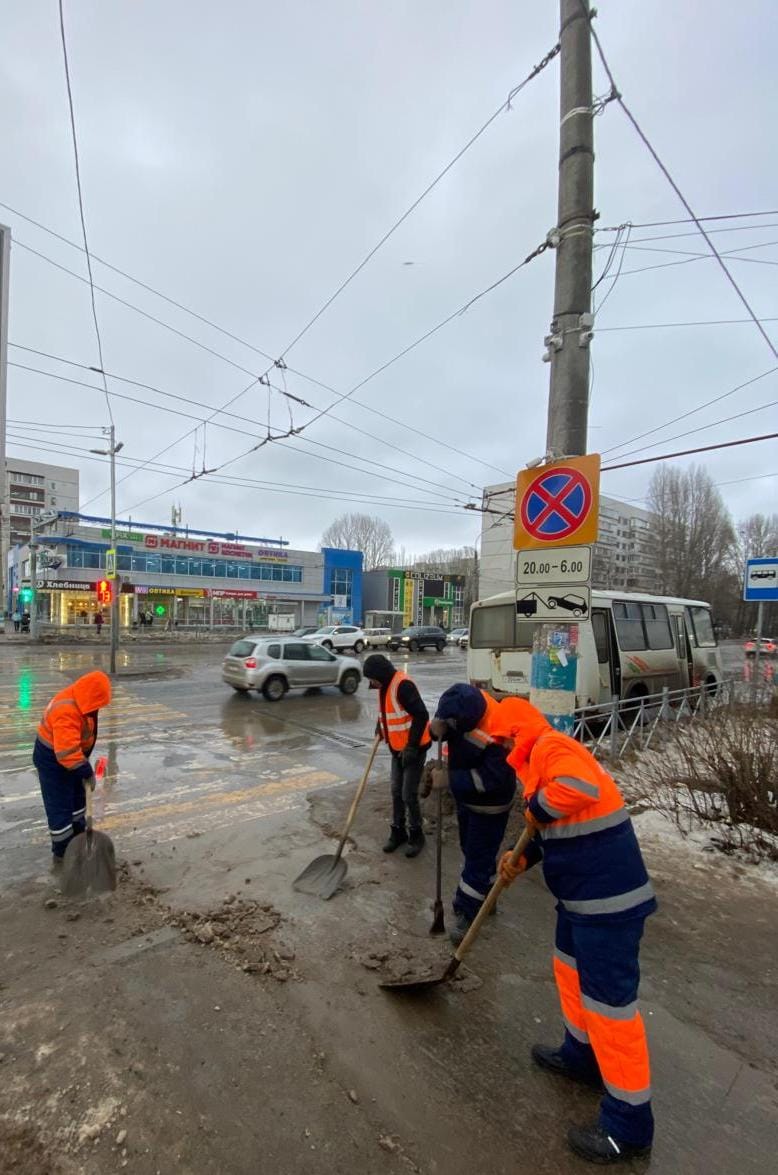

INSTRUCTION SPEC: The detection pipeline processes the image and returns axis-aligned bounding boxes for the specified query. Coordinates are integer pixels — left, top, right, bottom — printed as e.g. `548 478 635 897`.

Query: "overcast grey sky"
1 1 776 554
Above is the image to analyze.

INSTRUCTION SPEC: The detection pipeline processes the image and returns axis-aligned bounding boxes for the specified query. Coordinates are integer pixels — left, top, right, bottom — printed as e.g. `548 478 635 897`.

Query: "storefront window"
161 556 176 574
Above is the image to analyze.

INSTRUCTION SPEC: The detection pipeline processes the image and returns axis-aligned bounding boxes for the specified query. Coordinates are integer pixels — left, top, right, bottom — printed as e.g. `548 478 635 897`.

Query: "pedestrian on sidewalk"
425 684 516 945
495 697 656 1166
32 670 112 866
94 611 104 636
12 608 21 632
21 611 30 633
363 654 430 858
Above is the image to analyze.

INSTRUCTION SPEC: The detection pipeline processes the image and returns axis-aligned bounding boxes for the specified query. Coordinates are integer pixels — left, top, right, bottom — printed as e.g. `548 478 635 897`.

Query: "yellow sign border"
513 454 600 551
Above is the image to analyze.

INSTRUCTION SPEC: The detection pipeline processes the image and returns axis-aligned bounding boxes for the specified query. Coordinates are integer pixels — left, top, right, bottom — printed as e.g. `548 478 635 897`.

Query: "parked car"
222 637 362 700
301 625 366 653
447 627 468 645
291 625 319 638
363 627 392 648
744 636 777 659
458 628 469 649
387 625 447 653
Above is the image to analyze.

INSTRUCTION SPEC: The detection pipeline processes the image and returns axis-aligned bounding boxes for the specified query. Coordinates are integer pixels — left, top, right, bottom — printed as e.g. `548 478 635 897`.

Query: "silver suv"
223 637 362 701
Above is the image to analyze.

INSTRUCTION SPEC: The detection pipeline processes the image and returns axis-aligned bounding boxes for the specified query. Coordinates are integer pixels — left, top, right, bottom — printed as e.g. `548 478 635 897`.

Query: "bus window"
591 610 610 663
686 606 717 647
613 601 646 650
642 603 673 650
471 604 514 649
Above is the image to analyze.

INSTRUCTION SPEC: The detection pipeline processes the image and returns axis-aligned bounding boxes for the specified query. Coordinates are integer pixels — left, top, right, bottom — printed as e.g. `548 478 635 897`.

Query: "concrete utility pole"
91 427 123 674
529 0 595 733
0 225 10 623
545 0 594 460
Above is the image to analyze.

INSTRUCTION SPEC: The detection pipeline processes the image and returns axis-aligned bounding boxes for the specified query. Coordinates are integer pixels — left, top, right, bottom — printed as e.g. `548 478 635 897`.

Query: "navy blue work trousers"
33 741 87 858
453 802 511 921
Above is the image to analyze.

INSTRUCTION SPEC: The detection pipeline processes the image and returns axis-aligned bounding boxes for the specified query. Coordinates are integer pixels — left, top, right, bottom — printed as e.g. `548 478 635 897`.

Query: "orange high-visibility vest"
380 671 430 752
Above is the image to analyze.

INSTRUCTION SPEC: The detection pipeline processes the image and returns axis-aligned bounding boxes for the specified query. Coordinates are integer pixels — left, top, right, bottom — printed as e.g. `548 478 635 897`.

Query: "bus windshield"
471 603 534 650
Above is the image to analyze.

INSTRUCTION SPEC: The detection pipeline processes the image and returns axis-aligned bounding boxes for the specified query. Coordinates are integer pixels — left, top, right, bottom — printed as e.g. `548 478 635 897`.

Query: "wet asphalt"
1 638 774 1175
0 642 466 883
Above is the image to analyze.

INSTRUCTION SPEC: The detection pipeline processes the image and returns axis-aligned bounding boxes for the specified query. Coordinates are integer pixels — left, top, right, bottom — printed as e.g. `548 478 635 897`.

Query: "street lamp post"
90 427 123 675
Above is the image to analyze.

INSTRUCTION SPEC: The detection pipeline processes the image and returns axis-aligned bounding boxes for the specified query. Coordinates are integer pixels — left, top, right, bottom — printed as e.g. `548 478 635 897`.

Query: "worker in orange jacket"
33 671 112 864
496 698 655 1166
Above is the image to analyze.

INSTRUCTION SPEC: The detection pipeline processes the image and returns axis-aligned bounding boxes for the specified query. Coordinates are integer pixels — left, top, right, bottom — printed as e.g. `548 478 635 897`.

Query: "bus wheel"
622 686 649 722
704 676 718 698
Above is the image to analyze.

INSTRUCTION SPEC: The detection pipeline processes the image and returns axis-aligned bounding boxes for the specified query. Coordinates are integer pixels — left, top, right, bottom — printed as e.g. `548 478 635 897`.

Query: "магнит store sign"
143 535 286 560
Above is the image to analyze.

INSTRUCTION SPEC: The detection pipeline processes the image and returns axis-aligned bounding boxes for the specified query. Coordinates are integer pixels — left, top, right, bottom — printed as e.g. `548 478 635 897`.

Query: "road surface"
0 640 775 1174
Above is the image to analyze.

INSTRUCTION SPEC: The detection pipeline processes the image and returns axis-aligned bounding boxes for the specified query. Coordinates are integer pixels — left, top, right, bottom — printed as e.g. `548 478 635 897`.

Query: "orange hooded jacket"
492 698 655 921
36 671 112 779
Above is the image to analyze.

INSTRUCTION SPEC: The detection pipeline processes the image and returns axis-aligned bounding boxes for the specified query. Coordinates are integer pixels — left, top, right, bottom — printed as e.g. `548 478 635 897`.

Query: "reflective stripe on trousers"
554 909 654 1148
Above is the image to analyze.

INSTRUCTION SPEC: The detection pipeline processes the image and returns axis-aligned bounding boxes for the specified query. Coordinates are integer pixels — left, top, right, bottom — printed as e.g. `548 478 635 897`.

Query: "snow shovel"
429 744 445 936
380 825 533 993
61 769 117 899
293 734 380 900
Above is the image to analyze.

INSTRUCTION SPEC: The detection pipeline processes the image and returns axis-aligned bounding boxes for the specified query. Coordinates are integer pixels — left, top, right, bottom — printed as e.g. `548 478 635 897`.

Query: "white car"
363 627 392 648
301 625 366 653
447 627 468 645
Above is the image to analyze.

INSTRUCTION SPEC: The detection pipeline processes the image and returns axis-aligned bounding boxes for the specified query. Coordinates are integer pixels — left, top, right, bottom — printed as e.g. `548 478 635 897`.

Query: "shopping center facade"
7 513 363 630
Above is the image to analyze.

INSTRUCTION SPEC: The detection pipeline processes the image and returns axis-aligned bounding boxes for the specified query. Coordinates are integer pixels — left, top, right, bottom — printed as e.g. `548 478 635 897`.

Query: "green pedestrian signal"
19 587 34 604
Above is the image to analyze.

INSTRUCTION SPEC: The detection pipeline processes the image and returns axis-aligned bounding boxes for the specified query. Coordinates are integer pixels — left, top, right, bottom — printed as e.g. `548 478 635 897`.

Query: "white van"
467 589 723 708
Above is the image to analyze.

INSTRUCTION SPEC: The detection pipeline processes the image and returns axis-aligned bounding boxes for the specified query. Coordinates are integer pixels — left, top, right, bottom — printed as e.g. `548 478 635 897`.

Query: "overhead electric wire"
617 239 778 267
600 367 778 457
8 345 485 495
4 435 469 517
56 0 113 426
14 241 510 484
8 357 476 510
598 317 778 333
597 210 778 232
272 40 560 361
600 432 778 472
596 222 778 247
585 1 778 361
600 398 778 464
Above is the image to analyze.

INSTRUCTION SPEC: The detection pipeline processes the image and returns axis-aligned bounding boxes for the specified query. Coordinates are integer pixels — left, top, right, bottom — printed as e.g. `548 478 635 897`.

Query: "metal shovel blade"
61 829 117 898
292 854 347 901
379 957 461 994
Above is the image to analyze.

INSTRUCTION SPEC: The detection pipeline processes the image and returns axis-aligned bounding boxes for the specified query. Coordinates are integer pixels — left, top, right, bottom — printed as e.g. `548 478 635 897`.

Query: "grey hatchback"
222 637 362 701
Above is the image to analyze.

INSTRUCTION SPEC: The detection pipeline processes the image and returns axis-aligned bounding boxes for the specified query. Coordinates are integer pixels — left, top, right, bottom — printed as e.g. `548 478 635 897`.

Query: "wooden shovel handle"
452 824 534 963
333 735 381 864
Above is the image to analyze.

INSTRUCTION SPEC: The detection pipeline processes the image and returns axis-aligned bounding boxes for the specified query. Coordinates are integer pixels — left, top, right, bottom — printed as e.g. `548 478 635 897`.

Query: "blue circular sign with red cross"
520 466 593 541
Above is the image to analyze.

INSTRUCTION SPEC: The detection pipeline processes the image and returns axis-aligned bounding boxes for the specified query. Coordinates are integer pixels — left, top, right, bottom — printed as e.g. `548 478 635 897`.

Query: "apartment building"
479 483 657 600
4 458 79 547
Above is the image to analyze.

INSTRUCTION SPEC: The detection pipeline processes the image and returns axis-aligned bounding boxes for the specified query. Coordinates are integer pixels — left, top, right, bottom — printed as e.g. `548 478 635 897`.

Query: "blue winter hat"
435 683 487 732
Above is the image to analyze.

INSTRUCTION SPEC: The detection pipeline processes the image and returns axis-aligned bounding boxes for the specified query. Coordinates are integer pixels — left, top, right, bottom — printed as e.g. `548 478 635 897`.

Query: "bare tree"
320 513 395 571
646 465 736 615
732 512 778 634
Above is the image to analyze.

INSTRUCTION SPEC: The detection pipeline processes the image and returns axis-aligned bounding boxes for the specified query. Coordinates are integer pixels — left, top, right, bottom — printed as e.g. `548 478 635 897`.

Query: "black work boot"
382 826 407 853
449 911 472 946
567 1122 652 1165
531 1044 604 1091
404 828 425 858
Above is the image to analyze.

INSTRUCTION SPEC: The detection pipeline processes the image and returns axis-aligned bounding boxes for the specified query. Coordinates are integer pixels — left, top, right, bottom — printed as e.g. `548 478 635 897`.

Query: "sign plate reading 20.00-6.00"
516 544 592 588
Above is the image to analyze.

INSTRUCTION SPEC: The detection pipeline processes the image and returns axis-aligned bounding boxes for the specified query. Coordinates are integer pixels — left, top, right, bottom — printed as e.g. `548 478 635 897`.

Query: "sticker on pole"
513 454 600 551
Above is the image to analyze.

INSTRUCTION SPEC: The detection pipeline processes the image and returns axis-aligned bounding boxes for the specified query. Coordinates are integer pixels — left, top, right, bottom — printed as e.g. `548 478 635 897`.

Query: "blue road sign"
744 557 778 601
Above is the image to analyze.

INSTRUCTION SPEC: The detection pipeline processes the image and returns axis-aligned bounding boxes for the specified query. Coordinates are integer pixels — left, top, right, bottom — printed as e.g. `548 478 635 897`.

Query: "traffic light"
97 579 113 605
19 586 34 605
